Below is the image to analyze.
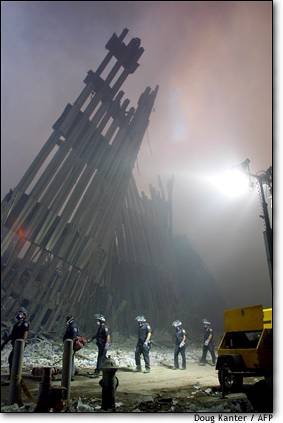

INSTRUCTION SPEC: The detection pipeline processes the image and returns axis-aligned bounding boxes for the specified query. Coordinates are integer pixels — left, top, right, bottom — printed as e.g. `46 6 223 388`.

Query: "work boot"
172 367 179 370
144 368 150 373
135 366 142 372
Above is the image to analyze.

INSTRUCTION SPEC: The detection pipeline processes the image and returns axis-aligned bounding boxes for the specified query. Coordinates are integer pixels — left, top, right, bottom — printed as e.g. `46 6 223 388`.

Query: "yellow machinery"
216 305 272 390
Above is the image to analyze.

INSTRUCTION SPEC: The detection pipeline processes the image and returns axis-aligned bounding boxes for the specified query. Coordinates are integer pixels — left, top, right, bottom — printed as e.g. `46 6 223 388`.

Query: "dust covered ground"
1 337 272 413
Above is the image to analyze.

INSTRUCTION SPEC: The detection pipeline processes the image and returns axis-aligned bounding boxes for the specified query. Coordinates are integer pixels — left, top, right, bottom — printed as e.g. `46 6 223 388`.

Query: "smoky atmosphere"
1 1 273 415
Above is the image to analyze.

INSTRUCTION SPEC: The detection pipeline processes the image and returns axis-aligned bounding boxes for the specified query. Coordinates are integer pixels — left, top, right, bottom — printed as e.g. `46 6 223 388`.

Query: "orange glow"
17 228 26 240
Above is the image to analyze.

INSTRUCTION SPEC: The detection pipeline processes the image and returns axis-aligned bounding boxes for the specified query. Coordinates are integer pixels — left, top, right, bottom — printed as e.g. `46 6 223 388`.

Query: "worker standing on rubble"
135 315 152 373
199 319 216 365
172 320 187 369
63 315 80 380
1 307 29 379
91 314 111 377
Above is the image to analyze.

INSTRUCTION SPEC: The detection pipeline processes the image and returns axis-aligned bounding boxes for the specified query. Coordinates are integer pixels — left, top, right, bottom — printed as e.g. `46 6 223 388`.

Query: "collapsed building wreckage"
1 29 222 337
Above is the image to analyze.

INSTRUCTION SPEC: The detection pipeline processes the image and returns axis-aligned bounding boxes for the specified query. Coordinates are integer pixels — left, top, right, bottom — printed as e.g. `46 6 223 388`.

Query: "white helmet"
135 315 146 323
18 307 28 317
16 307 28 320
95 314 106 322
172 320 182 327
202 319 211 326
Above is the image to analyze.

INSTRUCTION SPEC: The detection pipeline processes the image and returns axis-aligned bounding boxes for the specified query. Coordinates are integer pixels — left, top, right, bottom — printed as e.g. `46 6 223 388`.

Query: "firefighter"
135 315 152 373
1 307 29 378
63 315 79 380
200 319 216 365
91 314 111 377
172 320 187 369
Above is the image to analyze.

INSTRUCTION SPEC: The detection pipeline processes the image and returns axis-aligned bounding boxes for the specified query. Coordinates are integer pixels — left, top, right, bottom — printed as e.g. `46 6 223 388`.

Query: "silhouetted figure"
91 314 111 377
172 320 187 369
63 315 79 379
135 315 152 373
200 319 216 365
1 307 29 378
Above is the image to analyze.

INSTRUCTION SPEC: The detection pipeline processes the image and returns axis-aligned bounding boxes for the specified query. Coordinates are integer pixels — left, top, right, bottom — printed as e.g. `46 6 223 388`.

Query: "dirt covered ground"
1 337 272 413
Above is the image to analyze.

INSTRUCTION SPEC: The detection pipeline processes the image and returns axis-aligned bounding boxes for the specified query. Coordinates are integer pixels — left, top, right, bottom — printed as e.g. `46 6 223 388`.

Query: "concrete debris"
115 402 123 407
1 338 264 413
1 391 256 413
1 339 203 372
76 398 95 412
156 397 173 404
1 403 34 412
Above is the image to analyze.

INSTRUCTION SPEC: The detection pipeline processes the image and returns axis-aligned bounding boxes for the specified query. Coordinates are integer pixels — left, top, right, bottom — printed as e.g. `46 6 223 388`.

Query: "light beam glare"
209 169 250 198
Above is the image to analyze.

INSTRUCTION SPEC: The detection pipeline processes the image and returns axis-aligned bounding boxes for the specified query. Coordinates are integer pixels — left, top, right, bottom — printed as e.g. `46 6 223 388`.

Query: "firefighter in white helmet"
200 319 216 365
135 315 152 373
91 314 111 377
172 320 187 369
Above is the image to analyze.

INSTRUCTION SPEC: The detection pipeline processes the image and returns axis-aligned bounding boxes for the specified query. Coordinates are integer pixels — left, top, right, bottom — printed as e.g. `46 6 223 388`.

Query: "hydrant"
99 357 119 411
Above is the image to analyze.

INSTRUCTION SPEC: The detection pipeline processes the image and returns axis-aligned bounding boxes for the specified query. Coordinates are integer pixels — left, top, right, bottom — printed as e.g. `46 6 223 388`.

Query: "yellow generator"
216 305 272 391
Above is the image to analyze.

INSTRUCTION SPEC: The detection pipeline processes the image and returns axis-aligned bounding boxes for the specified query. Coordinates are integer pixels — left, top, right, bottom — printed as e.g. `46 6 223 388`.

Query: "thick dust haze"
1 1 272 307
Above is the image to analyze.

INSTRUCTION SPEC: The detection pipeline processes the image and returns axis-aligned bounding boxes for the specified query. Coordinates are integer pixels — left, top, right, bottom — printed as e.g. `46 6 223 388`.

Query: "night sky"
1 1 272 307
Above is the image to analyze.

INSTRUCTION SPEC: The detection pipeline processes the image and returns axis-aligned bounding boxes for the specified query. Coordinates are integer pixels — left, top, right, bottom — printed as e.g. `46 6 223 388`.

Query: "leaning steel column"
61 339 73 402
8 339 24 405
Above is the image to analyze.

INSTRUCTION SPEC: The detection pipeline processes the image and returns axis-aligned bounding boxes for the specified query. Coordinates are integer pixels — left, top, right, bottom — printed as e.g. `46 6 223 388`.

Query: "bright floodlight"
211 169 250 198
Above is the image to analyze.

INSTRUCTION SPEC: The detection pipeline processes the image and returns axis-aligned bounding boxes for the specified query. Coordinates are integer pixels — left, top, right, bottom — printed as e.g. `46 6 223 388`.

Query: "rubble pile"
1 403 34 413
2 336 265 413
66 391 255 413
0 392 257 413
1 337 203 372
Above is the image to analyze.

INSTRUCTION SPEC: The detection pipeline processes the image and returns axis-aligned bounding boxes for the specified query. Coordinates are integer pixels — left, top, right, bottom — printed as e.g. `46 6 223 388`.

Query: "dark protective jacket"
9 320 30 346
63 319 79 341
137 323 151 343
175 327 186 345
95 324 109 346
203 327 214 344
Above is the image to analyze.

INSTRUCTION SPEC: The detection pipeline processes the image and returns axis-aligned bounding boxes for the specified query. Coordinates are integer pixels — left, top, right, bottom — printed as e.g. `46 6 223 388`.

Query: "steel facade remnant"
1 29 158 333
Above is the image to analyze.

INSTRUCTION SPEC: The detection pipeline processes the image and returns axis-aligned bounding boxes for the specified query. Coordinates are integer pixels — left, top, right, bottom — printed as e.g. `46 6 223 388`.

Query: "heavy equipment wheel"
218 363 243 392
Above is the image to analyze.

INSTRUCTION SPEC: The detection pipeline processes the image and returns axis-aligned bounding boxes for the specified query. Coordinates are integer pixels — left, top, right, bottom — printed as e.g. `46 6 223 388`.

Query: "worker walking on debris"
199 319 216 365
91 314 111 377
63 315 80 380
135 315 152 373
172 320 187 369
1 307 29 378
